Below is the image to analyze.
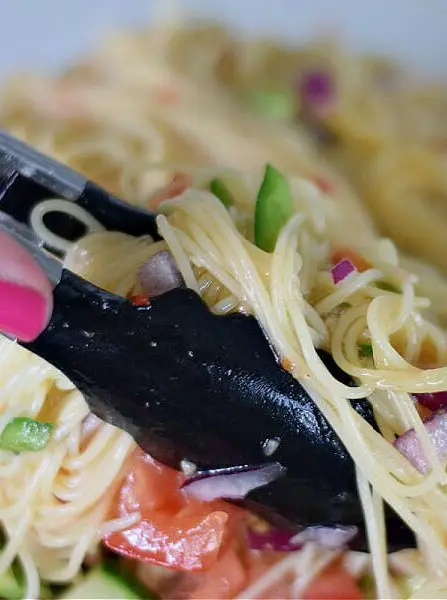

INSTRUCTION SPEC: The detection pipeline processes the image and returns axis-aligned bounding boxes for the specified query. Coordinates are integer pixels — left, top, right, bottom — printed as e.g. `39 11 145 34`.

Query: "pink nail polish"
0 280 47 342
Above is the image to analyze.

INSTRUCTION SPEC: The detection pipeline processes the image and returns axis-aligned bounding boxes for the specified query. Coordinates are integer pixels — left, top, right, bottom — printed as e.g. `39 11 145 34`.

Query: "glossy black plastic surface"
23 270 414 551
0 169 158 244
77 182 159 238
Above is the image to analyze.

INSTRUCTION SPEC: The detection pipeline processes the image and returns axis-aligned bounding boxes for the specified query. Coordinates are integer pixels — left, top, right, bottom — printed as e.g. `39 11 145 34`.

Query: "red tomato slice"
313 175 335 196
128 294 150 306
104 450 232 572
188 548 247 599
147 172 193 210
302 563 362 600
106 509 228 571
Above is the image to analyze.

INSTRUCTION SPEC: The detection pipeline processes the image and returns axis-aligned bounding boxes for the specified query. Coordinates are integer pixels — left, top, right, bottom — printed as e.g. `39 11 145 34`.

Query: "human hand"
0 232 53 341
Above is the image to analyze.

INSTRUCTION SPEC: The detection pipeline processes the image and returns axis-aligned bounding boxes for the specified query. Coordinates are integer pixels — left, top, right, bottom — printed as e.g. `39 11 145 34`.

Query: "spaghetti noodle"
0 19 447 600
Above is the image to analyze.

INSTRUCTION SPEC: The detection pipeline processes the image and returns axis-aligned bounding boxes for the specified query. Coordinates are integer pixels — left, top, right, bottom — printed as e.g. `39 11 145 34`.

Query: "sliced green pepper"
358 343 374 359
374 280 401 294
328 301 352 318
210 178 234 208
358 574 376 599
337 302 352 311
40 583 53 600
0 417 54 453
254 164 294 253
247 89 296 121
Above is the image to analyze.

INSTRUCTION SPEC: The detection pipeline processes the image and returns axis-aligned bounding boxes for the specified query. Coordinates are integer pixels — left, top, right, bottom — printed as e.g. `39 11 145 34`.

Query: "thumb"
0 232 53 342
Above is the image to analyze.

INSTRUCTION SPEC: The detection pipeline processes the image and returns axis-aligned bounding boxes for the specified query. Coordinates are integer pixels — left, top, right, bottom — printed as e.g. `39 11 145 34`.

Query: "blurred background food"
1 3 447 599
2 1 447 320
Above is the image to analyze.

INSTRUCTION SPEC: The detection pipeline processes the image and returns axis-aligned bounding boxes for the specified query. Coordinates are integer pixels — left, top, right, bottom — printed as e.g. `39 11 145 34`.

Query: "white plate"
0 0 446 81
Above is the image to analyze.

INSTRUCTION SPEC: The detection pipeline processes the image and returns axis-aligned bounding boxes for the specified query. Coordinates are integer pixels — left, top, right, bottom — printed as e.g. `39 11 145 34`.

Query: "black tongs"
0 130 158 246
0 131 413 551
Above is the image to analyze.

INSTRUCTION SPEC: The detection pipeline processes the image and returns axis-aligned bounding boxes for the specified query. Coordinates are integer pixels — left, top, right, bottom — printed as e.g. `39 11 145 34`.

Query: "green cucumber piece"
0 567 23 599
254 164 294 252
58 565 151 600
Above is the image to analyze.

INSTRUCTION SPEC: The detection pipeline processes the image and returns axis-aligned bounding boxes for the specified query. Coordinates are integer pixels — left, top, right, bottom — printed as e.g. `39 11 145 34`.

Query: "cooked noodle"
0 18 447 600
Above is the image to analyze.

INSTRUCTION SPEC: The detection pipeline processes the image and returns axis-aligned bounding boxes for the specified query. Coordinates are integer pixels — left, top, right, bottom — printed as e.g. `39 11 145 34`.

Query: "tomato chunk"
302 562 362 600
188 548 247 599
313 175 335 195
104 450 231 571
147 172 193 210
128 294 150 306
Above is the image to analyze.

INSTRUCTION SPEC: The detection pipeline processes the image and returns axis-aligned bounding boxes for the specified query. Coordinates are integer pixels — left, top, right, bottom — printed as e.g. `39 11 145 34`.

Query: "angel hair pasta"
1 18 447 600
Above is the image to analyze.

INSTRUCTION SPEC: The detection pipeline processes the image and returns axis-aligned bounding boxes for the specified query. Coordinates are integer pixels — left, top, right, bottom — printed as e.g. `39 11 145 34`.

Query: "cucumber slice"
59 565 151 600
0 567 23 599
254 164 294 252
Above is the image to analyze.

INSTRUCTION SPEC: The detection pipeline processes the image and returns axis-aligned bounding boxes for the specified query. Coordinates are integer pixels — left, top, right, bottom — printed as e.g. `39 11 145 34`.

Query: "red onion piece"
290 525 358 549
331 259 356 285
182 463 285 502
81 413 102 438
394 410 447 473
248 525 357 552
247 528 303 552
414 392 447 412
297 70 337 143
299 70 334 113
138 250 185 298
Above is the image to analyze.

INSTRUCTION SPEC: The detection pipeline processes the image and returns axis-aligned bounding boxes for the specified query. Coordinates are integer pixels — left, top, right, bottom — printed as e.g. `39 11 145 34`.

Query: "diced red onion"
290 525 358 549
331 259 356 285
182 463 285 502
394 410 447 473
81 413 102 437
414 392 447 412
248 525 357 552
138 250 185 298
299 70 334 113
247 528 303 552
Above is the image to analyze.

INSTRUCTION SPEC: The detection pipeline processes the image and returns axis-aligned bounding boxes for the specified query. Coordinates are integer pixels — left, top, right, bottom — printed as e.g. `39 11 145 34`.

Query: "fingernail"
0 280 47 342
